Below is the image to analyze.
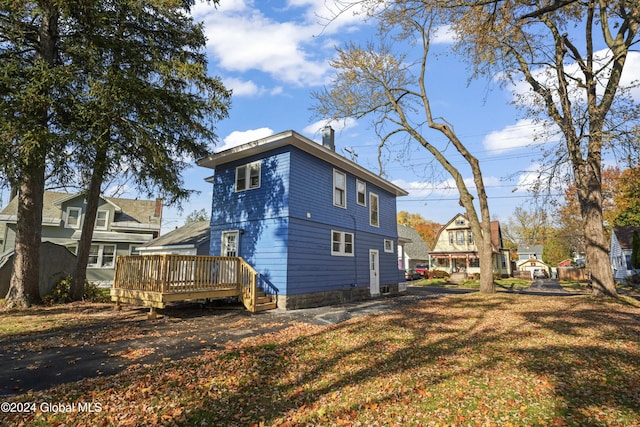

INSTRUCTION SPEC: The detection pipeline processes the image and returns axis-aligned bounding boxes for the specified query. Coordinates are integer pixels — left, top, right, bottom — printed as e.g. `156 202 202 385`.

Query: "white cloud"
216 127 275 152
222 77 261 96
513 163 545 192
393 176 501 198
302 118 358 137
193 1 347 87
503 49 640 109
432 25 455 44
483 118 560 154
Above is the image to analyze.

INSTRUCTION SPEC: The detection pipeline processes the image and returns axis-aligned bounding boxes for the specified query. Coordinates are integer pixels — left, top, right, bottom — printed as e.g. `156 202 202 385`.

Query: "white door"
221 231 239 283
221 231 239 257
369 249 380 296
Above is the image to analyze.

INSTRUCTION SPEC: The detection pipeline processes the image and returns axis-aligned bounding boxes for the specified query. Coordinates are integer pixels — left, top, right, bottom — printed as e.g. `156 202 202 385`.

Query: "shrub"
43 276 110 304
43 276 73 304
430 269 450 279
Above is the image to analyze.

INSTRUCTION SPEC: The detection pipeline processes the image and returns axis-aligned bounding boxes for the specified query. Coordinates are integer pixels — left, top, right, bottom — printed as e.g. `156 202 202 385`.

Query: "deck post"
148 306 157 319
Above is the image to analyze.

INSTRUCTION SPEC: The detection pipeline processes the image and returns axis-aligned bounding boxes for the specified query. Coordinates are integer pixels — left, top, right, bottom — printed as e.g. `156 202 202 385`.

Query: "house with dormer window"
0 191 162 285
197 128 408 309
429 213 511 278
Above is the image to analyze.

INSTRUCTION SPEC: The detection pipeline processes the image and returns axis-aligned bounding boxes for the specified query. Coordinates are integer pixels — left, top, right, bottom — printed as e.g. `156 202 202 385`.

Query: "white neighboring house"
610 226 640 281
516 244 551 278
137 221 210 256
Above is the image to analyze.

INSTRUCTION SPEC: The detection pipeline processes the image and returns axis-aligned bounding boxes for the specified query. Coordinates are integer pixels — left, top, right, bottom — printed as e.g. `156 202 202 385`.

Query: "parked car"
404 269 422 281
414 264 430 278
532 269 548 279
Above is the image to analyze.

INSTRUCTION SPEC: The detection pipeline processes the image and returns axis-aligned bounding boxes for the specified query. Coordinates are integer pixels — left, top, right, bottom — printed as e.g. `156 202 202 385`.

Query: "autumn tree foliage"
612 166 640 227
397 211 441 248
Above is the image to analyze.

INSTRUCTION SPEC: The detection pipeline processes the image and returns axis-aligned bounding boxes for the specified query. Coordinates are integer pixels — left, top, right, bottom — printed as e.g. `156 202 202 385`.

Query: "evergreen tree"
1 1 231 306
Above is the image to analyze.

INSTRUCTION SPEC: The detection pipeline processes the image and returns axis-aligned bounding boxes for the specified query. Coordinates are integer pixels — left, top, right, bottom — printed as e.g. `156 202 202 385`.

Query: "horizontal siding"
288 147 399 238
210 149 290 227
287 218 400 296
208 144 403 297
210 218 289 295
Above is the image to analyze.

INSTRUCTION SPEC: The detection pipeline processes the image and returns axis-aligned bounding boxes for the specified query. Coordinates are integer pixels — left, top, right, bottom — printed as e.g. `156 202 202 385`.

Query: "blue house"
197 128 408 309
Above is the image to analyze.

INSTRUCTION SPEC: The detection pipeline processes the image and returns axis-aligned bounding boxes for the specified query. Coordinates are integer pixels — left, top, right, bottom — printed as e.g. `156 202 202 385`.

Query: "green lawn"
411 277 532 290
4 293 640 426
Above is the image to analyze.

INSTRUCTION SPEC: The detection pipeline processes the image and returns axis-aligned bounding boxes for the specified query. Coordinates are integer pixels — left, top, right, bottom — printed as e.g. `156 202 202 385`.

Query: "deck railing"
113 255 263 311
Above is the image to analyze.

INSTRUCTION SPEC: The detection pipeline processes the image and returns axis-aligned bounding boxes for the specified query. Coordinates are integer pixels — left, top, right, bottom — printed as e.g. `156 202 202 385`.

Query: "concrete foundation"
276 283 402 310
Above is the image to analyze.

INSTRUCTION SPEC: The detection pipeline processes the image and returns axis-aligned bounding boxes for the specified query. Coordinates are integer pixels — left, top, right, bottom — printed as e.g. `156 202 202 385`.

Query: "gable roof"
197 130 408 197
140 221 210 248
612 226 640 250
397 225 431 259
0 191 160 228
432 213 503 251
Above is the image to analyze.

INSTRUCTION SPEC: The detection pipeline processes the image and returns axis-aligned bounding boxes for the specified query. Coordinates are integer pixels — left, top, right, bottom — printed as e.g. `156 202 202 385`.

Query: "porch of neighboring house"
111 255 277 316
431 253 480 275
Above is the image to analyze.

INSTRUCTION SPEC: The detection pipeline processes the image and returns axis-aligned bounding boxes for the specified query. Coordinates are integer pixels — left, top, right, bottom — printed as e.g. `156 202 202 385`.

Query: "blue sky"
2 0 638 235
156 0 639 233
153 0 528 232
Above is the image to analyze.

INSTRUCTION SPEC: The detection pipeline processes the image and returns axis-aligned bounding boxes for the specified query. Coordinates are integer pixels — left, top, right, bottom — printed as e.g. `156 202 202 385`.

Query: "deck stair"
254 290 277 312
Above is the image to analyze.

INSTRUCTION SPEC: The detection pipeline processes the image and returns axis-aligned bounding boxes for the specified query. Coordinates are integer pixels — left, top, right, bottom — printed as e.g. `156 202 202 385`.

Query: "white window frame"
333 169 347 208
384 239 394 253
235 161 261 192
65 207 82 229
88 244 116 268
369 192 379 227
331 230 354 257
95 209 109 230
456 231 465 245
356 179 367 206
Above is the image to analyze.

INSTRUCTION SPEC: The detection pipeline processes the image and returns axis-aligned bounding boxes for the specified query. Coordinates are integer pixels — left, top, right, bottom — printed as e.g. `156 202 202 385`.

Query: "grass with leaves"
3 293 640 426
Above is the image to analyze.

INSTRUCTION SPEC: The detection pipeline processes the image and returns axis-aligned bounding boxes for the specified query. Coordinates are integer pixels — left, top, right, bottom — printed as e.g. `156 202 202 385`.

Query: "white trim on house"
369 192 379 227
356 179 367 206
65 207 83 229
95 209 109 230
197 130 408 197
333 169 347 208
235 161 261 192
331 230 354 257
88 243 116 268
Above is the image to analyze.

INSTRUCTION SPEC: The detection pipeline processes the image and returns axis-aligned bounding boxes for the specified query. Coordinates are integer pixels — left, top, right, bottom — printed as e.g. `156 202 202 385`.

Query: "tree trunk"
580 183 616 296
4 4 59 307
478 221 495 293
5 164 46 307
71 147 108 300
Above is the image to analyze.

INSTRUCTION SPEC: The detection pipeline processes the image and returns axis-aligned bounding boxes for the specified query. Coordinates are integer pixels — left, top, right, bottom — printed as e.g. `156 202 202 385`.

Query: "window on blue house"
331 230 354 256
333 169 346 208
369 193 379 227
235 161 261 192
356 179 366 206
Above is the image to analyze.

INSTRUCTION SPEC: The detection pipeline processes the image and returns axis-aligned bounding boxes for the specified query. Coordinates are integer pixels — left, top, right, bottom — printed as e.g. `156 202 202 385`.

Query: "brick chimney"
154 197 163 218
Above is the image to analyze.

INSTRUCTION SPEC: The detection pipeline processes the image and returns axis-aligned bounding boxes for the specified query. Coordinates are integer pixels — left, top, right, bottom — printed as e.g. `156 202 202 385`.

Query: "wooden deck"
111 255 276 313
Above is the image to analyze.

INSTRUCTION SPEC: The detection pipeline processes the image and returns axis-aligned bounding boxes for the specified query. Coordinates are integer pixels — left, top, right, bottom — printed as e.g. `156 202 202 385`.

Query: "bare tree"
313 3 497 293
445 0 639 296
